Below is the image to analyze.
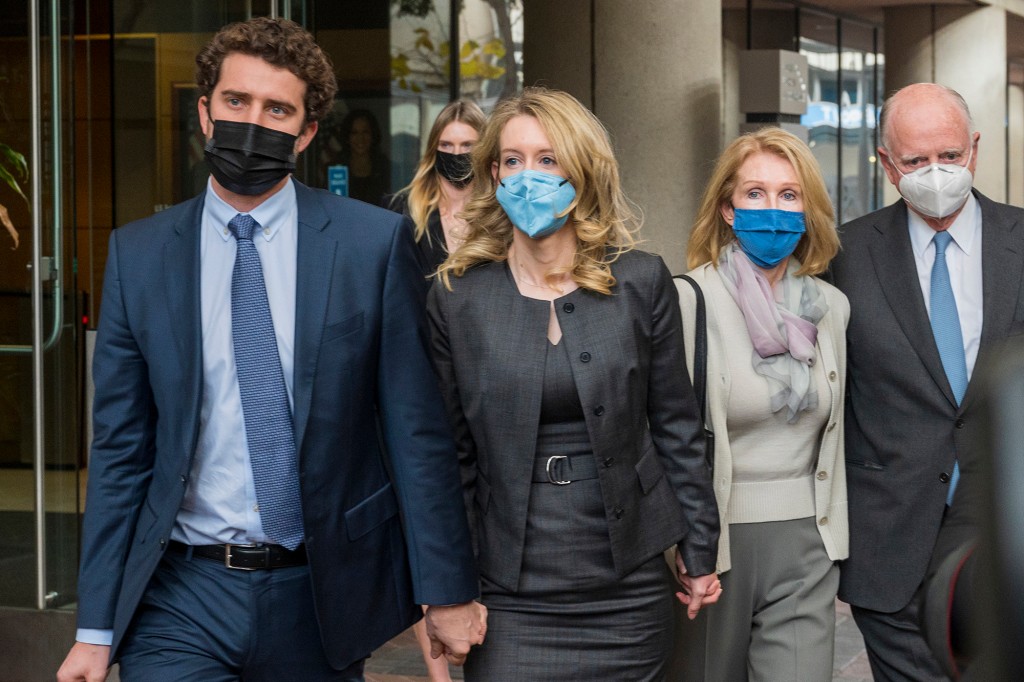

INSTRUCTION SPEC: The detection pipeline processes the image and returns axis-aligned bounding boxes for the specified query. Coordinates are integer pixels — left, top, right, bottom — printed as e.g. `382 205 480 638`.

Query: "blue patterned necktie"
930 230 966 505
229 213 304 549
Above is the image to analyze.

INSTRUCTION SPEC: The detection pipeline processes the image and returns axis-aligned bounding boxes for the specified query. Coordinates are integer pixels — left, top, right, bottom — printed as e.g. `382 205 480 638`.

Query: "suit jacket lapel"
963 192 1023 408
163 196 205 449
292 182 336 457
867 201 958 407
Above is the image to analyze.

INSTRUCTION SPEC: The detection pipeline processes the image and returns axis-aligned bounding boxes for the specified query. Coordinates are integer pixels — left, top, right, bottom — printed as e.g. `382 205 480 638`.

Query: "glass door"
0 0 80 610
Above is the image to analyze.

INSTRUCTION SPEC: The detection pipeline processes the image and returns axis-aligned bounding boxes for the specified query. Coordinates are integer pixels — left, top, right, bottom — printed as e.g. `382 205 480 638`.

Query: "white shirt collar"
907 191 980 258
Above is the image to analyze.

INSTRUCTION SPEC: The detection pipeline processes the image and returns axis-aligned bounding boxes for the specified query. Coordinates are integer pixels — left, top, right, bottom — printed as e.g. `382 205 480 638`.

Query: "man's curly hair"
195 17 338 124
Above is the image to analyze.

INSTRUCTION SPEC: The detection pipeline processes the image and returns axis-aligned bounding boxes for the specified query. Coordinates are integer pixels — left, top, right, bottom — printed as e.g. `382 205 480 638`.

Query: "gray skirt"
466 423 673 681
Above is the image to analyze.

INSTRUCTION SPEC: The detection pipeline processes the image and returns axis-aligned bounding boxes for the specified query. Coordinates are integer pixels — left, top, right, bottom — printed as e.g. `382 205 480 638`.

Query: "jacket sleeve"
647 260 720 576
76 231 157 630
425 281 480 553
375 223 478 604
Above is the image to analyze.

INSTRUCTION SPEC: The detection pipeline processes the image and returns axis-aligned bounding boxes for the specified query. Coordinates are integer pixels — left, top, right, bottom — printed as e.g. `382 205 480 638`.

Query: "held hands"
56 642 110 682
424 601 488 666
674 551 723 620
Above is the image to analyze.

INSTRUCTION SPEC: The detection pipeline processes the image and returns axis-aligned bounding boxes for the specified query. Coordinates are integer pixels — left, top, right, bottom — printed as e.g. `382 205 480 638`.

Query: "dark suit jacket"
383 192 448 278
76 180 478 669
426 249 719 591
832 190 1024 613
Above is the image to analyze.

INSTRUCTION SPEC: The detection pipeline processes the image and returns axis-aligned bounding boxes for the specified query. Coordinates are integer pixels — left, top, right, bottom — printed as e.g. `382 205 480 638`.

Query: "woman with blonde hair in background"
428 87 720 680
672 126 848 681
388 99 486 278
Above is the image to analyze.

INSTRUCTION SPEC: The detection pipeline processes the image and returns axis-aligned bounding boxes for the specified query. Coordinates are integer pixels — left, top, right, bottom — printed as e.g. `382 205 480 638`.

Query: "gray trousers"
669 517 839 682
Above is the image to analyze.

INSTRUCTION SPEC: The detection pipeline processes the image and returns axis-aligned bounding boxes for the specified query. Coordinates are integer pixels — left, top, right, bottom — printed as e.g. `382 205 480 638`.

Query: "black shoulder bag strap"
674 274 714 472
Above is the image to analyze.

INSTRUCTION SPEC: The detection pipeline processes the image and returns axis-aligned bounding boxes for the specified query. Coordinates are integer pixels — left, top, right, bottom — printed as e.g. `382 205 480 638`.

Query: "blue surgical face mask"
731 208 806 269
496 169 577 239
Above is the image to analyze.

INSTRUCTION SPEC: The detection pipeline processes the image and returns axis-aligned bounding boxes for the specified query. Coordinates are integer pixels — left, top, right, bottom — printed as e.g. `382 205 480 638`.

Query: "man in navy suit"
58 17 484 682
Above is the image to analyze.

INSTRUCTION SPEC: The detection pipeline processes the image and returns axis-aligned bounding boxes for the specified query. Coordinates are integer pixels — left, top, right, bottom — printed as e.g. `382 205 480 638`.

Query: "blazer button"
603 457 615 468
826 422 836 432
816 471 828 480
828 371 837 381
563 302 575 313
614 508 624 519
593 405 605 416
180 475 186 484
955 418 965 429
579 352 591 363
818 517 828 526
939 472 951 483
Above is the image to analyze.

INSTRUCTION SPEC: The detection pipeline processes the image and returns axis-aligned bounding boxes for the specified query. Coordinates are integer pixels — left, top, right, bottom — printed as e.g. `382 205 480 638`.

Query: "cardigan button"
563 302 575 313
826 422 836 432
828 371 837 381
579 352 591 363
816 470 828 481
818 516 828 526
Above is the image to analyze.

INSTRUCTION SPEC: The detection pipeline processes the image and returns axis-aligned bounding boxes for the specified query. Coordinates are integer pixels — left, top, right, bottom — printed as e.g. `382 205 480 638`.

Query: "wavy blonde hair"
437 87 639 294
391 99 486 244
687 126 839 276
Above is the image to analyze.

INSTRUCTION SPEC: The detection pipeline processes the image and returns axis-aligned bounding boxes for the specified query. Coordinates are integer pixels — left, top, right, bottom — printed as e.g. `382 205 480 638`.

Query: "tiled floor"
366 599 873 681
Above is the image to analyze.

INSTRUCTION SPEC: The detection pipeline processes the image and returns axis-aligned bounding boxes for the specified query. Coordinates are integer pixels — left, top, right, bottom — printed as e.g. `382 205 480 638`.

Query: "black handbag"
675 274 715 472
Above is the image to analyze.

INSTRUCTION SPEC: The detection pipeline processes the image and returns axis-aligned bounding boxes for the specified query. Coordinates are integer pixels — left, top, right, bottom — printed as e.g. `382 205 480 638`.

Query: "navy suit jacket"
76 180 478 669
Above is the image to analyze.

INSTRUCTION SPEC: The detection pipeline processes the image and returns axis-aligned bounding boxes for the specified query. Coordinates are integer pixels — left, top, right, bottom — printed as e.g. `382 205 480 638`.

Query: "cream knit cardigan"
675 263 850 574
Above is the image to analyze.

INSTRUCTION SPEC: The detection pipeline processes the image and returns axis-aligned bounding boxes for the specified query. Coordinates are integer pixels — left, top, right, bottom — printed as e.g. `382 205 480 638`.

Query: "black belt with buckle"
531 455 599 485
169 540 307 570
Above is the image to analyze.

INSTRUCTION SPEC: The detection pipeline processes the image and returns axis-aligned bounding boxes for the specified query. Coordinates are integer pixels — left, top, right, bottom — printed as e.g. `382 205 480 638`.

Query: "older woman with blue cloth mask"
427 87 721 681
671 126 849 682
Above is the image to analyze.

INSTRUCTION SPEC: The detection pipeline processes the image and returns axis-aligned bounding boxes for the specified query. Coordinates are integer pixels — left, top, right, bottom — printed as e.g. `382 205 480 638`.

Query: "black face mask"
434 151 473 188
204 119 298 196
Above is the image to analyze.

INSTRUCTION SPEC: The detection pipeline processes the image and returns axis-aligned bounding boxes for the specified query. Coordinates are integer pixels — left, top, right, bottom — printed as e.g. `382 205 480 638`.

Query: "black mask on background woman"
434 151 473 188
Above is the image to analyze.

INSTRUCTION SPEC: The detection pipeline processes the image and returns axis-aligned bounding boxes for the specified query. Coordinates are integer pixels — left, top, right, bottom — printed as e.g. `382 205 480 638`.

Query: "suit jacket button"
939 472 951 483
563 302 575 313
593 405 605 416
603 457 614 468
816 471 828 480
955 418 965 429
159 538 166 546
818 517 828 526
826 422 836 432
579 352 591 363
828 371 837 381
614 508 624 519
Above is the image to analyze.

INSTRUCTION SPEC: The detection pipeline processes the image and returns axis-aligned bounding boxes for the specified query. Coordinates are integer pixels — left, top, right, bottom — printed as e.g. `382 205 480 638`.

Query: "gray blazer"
831 190 1024 613
426 249 719 591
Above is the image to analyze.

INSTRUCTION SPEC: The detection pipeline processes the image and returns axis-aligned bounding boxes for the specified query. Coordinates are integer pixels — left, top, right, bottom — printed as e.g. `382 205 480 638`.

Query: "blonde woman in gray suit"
427 87 721 681
673 127 848 681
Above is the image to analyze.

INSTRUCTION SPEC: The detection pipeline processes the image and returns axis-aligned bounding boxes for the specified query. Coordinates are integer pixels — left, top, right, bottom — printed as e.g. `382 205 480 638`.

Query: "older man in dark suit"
831 82 1024 681
57 17 484 682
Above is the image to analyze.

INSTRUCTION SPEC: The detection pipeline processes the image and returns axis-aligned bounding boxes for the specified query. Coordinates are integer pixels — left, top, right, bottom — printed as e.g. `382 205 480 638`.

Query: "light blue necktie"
930 230 966 505
229 213 305 549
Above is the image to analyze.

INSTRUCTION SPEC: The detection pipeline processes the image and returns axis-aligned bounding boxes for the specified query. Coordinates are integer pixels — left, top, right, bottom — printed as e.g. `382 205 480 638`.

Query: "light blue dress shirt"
77 179 299 646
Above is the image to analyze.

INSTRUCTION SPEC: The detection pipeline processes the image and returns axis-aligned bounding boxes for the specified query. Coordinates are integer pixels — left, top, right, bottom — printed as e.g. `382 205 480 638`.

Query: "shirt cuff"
76 628 113 646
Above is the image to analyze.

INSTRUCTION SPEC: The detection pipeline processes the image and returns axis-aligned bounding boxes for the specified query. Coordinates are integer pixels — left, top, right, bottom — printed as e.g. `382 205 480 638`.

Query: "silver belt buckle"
223 543 264 570
546 455 571 485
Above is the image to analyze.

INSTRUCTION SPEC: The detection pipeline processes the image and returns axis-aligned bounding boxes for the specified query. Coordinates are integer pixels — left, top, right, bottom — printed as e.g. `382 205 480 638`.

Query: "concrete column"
522 0 722 273
883 5 1008 203
1009 78 1024 207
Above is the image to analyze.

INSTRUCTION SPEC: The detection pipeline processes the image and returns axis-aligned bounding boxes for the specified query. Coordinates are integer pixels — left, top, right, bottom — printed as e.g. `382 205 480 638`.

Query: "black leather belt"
531 455 599 485
169 540 307 570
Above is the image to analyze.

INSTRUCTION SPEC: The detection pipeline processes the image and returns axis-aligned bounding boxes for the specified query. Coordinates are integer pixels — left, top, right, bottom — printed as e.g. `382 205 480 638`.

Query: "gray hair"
878 84 974 151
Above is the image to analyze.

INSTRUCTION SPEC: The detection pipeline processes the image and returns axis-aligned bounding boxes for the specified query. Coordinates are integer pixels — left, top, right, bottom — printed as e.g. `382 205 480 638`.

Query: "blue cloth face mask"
496 169 577 239
731 208 806 269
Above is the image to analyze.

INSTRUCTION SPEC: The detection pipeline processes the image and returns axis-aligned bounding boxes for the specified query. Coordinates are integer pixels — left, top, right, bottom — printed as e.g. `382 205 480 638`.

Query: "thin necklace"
510 254 561 289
